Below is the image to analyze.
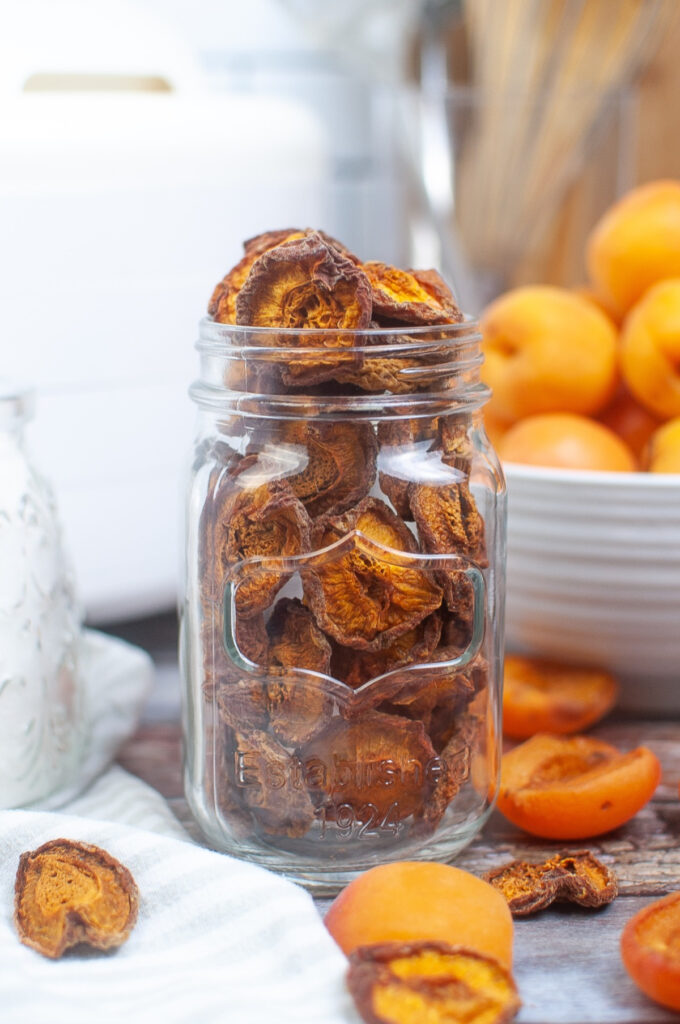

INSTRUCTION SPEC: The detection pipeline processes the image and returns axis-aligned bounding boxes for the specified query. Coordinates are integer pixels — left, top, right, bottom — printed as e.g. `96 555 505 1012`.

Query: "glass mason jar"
0 385 83 807
181 319 506 892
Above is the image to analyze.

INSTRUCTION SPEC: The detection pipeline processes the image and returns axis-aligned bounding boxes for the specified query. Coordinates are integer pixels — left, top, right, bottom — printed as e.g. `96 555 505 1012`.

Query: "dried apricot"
363 261 462 325
502 655 619 740
235 233 371 331
330 613 442 689
497 733 661 839
14 840 139 959
485 851 618 916
621 892 680 1012
275 419 378 519
299 711 437 821
204 459 311 617
347 941 520 1024
210 228 306 322
304 497 442 650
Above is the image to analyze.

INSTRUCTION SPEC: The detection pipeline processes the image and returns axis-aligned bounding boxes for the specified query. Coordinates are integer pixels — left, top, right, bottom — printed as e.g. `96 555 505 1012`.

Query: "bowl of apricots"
481 180 680 710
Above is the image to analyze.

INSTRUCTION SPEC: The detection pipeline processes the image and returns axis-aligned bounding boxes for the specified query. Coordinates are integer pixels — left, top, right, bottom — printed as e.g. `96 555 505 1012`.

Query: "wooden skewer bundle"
454 0 671 280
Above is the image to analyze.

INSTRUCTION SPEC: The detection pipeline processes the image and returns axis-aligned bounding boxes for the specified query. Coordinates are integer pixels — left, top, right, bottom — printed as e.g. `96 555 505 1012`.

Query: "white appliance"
0 0 334 622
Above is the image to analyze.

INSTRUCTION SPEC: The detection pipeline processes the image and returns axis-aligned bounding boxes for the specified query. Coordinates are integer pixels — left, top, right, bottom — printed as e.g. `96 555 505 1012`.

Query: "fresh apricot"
598 384 663 461
644 417 680 473
497 734 661 840
621 892 680 1012
324 861 514 969
572 285 622 327
480 286 618 423
587 180 680 318
502 655 619 741
498 413 636 472
620 279 680 420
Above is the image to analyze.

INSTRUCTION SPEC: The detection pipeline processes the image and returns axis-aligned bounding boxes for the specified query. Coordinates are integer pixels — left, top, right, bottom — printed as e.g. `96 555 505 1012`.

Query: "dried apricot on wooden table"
347 941 520 1024
497 734 661 839
14 839 139 959
621 892 680 1012
502 654 619 740
485 851 618 916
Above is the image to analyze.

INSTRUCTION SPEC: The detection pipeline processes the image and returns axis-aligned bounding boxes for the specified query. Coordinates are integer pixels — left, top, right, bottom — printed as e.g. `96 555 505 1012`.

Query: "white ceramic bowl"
504 463 680 712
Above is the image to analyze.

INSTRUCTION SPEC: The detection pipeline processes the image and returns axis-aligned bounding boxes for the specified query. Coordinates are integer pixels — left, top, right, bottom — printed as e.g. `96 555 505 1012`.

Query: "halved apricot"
502 655 619 740
621 892 680 1012
497 734 661 840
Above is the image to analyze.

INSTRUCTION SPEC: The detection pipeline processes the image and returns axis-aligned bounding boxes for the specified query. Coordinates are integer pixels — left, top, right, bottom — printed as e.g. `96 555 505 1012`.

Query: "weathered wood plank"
117 718 680 1023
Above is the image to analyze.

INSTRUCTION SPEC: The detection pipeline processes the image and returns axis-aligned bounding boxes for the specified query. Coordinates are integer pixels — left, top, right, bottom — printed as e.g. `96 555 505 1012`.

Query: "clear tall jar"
181 320 506 892
0 385 83 807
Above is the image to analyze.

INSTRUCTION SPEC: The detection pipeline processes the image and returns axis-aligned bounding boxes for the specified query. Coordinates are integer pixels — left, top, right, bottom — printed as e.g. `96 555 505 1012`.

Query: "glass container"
0 385 83 807
181 320 506 892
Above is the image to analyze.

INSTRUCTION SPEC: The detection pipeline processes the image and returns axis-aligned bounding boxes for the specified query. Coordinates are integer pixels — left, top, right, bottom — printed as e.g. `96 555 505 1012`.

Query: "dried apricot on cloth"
14 839 139 959
304 497 442 650
347 941 520 1024
363 262 463 325
502 655 619 740
497 733 661 839
485 851 618 916
621 891 680 1012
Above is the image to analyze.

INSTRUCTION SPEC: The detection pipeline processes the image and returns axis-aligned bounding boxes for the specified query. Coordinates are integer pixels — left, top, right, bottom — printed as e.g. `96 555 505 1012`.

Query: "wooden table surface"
118 717 680 1024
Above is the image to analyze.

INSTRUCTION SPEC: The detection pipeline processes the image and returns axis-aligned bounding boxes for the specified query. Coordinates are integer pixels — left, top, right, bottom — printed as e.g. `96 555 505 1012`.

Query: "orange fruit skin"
644 417 680 473
497 734 661 840
480 286 618 423
598 384 663 461
621 892 680 1012
502 655 619 741
498 413 636 472
621 279 680 420
587 180 680 318
324 861 514 969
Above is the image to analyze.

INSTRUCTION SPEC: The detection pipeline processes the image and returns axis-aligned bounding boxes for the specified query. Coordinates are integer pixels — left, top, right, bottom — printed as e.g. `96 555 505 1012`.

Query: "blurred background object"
3 0 680 633
408 0 676 311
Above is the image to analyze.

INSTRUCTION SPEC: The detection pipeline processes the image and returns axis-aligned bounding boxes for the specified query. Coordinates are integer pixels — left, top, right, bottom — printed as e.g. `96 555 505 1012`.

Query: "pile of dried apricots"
482 180 680 474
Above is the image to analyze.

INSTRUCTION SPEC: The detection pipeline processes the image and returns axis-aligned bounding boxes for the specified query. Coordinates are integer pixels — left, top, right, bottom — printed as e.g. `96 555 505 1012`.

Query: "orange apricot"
620 279 680 420
572 285 622 327
644 417 680 473
587 180 680 318
324 861 514 969
502 655 619 741
598 384 663 461
621 892 680 1012
498 413 636 472
480 286 618 423
497 734 661 840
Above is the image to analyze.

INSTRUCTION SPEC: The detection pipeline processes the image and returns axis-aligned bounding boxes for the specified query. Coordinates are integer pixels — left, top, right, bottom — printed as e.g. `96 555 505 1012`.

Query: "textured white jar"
0 386 83 806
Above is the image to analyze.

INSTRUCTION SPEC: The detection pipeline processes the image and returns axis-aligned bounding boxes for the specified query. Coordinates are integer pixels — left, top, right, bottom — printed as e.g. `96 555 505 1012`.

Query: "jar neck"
191 319 489 420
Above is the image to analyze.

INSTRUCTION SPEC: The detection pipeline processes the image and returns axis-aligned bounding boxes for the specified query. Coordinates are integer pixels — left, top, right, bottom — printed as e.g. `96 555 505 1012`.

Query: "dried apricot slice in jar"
299 710 437 822
209 228 306 323
502 655 619 740
346 941 520 1024
203 459 311 618
497 733 661 839
14 839 139 959
303 497 443 650
275 419 378 519
237 233 371 325
621 891 680 1012
265 597 333 745
331 613 442 690
363 262 463 325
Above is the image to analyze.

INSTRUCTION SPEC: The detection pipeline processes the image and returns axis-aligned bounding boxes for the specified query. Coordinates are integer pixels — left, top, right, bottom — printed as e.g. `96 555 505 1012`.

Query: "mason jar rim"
197 315 481 355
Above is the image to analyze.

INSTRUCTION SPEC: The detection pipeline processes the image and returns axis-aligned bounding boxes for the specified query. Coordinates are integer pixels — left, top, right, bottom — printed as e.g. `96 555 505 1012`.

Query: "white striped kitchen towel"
1 769 361 1024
